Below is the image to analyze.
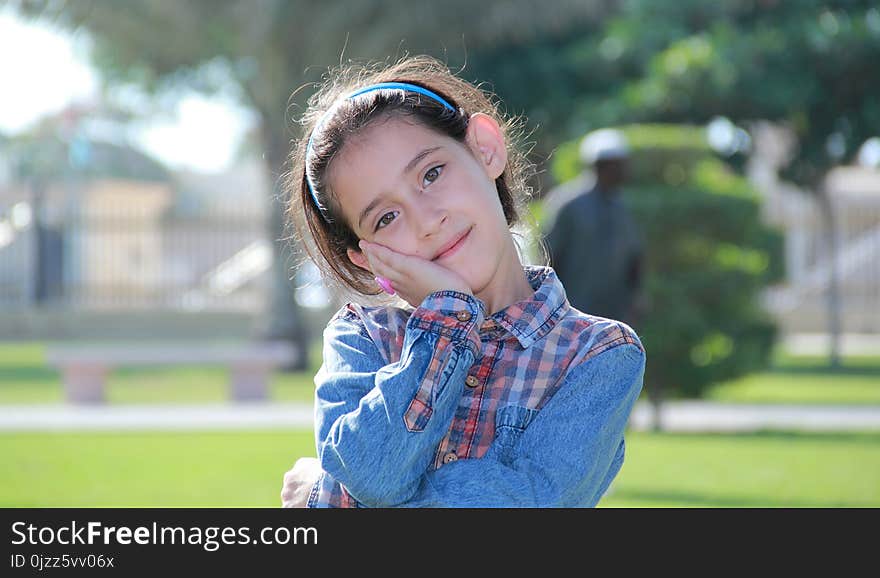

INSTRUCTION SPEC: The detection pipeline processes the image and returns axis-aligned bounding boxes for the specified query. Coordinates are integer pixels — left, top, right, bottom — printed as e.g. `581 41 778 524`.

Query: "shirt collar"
485 265 570 349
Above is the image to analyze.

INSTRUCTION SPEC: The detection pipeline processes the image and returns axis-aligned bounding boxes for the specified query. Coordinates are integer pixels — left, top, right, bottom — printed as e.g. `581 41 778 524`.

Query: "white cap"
579 128 630 164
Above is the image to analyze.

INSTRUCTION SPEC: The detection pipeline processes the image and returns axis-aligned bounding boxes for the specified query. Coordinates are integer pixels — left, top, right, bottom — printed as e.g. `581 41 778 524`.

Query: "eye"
374 210 398 232
423 165 444 187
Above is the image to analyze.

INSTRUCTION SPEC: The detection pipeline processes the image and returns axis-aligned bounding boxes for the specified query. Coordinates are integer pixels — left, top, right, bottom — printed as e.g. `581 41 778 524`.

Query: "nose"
411 194 447 239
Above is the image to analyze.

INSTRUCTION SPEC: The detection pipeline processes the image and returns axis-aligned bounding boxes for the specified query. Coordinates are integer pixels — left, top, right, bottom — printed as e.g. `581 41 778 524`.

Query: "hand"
280 457 323 508
359 240 473 309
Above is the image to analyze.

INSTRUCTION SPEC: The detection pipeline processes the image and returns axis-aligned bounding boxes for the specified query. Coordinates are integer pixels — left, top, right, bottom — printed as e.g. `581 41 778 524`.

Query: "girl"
280 56 645 508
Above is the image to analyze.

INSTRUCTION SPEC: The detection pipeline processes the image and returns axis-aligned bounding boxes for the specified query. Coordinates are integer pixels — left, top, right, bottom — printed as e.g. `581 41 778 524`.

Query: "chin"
461 265 494 296
447 240 501 293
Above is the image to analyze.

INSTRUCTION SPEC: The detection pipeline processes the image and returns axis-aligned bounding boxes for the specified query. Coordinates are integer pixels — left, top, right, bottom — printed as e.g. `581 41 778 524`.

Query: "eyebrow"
357 146 443 230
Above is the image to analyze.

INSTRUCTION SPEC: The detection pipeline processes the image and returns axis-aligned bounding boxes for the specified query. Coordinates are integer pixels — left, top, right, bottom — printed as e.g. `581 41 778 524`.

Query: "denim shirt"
307 265 646 508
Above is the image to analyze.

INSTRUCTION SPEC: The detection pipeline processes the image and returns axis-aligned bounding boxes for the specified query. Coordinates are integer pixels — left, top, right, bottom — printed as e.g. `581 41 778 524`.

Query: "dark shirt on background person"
543 129 644 327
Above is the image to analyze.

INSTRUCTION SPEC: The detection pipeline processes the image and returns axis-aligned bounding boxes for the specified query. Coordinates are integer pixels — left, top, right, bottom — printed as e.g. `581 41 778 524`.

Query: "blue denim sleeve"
397 343 646 507
313 291 484 507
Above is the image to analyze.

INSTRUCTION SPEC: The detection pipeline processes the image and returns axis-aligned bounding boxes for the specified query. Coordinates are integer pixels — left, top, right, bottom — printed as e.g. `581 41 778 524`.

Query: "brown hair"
285 55 544 306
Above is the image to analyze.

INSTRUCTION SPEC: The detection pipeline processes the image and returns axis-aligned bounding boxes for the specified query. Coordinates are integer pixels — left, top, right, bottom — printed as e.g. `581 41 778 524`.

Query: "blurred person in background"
543 128 645 328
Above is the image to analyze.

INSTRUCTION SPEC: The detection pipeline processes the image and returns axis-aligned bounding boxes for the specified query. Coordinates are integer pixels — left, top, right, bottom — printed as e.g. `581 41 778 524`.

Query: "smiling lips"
433 228 472 261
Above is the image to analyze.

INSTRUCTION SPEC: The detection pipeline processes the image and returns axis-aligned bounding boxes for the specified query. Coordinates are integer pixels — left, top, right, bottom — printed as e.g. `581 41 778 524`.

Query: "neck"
596 181 619 196
474 237 535 315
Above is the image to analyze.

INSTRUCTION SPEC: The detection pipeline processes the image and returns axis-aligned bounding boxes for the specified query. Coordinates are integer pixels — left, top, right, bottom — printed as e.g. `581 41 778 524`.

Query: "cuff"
407 290 485 357
306 473 323 508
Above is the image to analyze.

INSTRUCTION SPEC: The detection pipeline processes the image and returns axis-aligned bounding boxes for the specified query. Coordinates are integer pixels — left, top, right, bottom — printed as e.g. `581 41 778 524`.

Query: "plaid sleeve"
408 290 484 355
402 291 484 432
312 292 485 507
307 471 361 509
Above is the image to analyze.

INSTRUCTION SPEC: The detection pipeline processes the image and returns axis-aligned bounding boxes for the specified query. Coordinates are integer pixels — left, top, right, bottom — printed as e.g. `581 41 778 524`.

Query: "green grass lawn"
602 430 880 507
0 430 314 507
1 342 878 406
1 428 877 507
703 351 880 404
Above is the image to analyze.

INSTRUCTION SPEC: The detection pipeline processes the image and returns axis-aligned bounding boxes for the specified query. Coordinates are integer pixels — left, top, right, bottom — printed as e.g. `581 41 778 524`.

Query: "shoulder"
543 175 593 219
555 307 645 370
549 311 645 404
325 301 414 364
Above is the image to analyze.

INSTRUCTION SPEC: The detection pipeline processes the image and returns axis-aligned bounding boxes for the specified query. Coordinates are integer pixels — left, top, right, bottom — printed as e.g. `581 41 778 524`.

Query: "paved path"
628 401 880 432
0 403 314 431
1 401 879 433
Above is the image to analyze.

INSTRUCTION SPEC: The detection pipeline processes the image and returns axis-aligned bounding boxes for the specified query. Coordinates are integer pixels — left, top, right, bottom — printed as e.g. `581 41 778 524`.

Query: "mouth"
432 227 472 261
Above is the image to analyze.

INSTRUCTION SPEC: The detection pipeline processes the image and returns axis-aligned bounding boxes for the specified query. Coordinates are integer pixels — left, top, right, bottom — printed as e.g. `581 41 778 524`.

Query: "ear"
465 113 508 180
346 247 371 273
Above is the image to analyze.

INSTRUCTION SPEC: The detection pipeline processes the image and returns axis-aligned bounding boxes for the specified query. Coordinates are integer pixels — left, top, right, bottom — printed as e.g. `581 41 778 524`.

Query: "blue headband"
305 82 457 217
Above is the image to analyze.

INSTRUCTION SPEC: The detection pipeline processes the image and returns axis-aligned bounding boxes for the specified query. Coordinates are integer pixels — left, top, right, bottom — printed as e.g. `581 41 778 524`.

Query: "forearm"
396 342 645 508
318 336 475 505
315 291 484 506
401 440 625 508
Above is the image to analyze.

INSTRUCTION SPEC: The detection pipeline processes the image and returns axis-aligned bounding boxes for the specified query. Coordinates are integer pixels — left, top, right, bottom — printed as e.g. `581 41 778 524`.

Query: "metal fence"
0 188 270 313
761 180 880 333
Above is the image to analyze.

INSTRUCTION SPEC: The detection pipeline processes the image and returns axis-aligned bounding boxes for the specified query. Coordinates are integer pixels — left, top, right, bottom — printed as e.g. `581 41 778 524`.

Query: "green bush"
549 124 784 398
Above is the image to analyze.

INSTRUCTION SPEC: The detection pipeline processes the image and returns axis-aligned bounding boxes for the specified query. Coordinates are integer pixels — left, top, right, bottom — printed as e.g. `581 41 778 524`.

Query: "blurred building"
74 178 173 307
0 177 172 308
0 107 277 339
752 124 880 334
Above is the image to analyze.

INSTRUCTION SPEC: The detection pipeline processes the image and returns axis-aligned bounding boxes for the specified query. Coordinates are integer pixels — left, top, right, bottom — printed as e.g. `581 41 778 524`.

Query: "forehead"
333 116 448 178
328 117 457 226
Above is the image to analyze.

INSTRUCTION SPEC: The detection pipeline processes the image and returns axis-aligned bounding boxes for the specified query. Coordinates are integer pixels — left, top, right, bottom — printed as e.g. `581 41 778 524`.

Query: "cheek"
478 189 512 234
381 228 424 258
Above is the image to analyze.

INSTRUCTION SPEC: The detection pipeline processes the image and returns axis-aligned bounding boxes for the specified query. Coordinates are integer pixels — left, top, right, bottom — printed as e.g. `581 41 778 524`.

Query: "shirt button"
456 310 472 322
481 320 496 330
465 375 480 388
443 452 458 464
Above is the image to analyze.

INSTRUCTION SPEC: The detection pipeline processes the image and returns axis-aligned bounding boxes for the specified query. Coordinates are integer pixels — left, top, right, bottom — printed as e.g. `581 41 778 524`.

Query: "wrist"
409 291 484 354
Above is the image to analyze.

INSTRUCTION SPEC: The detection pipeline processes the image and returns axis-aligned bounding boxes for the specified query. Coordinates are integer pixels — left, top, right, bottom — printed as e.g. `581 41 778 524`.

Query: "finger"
366 241 419 276
358 241 380 272
361 242 401 280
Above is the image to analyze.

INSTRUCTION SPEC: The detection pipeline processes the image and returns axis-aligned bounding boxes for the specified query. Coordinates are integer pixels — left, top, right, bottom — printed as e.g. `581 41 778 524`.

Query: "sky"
0 9 253 174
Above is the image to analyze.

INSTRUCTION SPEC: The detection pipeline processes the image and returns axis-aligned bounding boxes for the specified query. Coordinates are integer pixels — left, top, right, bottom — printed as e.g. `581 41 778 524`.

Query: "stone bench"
45 342 299 404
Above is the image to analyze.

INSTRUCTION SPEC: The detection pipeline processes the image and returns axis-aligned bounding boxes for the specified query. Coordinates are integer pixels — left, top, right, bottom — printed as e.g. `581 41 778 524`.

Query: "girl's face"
329 113 514 296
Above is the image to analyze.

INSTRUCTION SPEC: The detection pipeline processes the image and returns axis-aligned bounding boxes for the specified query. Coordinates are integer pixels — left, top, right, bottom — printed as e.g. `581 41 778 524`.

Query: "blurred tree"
17 0 610 368
615 0 880 367
471 0 880 181
549 124 784 421
474 0 880 367
613 0 880 184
